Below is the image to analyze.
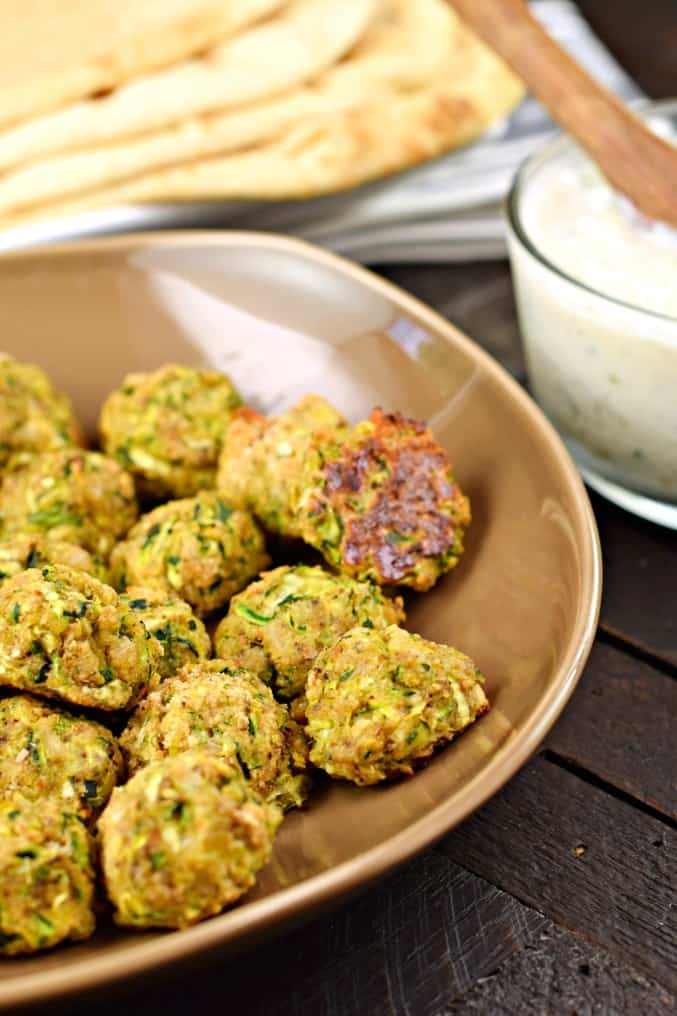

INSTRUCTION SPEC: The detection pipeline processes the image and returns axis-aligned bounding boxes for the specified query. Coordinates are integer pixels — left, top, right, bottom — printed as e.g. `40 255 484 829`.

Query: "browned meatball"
298 409 471 590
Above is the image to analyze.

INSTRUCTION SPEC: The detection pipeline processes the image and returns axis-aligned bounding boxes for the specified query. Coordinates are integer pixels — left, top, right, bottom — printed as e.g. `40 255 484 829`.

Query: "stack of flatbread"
0 0 524 230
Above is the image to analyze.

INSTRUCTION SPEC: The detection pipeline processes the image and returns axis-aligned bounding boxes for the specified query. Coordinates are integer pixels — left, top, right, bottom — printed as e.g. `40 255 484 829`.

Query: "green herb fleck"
62 600 88 619
28 506 81 530
385 530 410 545
34 914 53 942
34 662 50 685
216 499 233 523
83 780 98 801
167 800 191 824
69 832 89 868
150 851 166 871
175 636 198 656
235 603 272 625
26 733 42 766
142 523 161 549
236 748 251 779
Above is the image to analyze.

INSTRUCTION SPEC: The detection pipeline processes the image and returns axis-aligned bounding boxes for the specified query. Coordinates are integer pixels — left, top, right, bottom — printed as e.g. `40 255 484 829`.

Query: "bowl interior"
0 233 600 1006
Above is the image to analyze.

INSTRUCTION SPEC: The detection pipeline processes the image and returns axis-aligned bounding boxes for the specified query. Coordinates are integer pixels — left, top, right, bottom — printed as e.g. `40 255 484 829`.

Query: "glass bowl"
505 98 677 528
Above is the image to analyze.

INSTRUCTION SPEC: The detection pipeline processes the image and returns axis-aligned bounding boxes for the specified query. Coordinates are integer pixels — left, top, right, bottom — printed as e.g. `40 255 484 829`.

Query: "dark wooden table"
57 4 676 1014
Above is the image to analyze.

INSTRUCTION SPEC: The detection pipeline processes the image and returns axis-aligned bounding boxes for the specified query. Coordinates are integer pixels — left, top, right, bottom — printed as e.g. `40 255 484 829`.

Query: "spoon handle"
446 0 677 227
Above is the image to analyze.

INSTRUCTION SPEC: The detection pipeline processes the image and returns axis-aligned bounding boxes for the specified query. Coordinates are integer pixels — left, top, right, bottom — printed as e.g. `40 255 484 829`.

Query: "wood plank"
577 0 677 100
438 756 677 992
545 641 677 819
592 493 677 667
446 921 675 1016
84 854 546 1016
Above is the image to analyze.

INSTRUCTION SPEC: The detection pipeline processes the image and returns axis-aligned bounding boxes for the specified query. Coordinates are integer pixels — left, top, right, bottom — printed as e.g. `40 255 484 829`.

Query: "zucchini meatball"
98 751 281 929
0 795 95 955
214 564 404 699
0 449 138 558
120 660 310 811
121 586 211 684
0 694 122 823
100 364 242 499
0 353 82 473
0 533 108 587
306 625 489 785
0 565 157 710
217 395 346 535
110 493 269 617
297 409 471 591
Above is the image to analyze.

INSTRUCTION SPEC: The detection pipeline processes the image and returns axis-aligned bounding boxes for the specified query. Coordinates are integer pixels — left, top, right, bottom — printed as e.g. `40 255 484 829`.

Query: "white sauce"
522 160 677 318
508 136 677 502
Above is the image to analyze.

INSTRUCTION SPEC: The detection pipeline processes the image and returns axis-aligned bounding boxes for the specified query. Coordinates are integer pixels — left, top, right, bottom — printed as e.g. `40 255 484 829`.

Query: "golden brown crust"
302 408 470 589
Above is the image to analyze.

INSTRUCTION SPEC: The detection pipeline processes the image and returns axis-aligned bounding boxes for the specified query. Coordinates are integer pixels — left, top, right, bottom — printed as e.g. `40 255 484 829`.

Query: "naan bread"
0 0 285 130
0 0 376 175
3 70 523 226
0 0 523 218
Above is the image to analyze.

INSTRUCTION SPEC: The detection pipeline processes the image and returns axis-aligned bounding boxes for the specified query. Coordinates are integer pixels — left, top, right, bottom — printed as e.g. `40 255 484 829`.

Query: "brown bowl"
0 232 601 1009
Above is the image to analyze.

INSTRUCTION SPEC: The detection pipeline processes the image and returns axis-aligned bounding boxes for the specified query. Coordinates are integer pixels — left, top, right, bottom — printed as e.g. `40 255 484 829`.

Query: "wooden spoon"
446 0 677 227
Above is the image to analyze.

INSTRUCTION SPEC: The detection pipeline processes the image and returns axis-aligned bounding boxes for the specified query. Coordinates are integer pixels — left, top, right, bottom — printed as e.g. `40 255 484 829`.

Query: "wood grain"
444 922 675 1016
438 756 677 992
77 854 547 1016
577 0 677 101
545 641 677 818
592 493 677 667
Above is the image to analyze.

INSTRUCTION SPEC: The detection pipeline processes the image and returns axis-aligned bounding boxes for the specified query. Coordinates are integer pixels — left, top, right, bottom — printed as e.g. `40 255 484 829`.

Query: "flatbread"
0 0 523 218
0 0 375 175
0 0 285 130
1 20 524 225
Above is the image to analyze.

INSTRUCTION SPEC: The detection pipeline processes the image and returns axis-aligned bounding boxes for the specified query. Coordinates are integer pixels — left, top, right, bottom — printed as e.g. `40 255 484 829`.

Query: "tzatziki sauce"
507 130 677 502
